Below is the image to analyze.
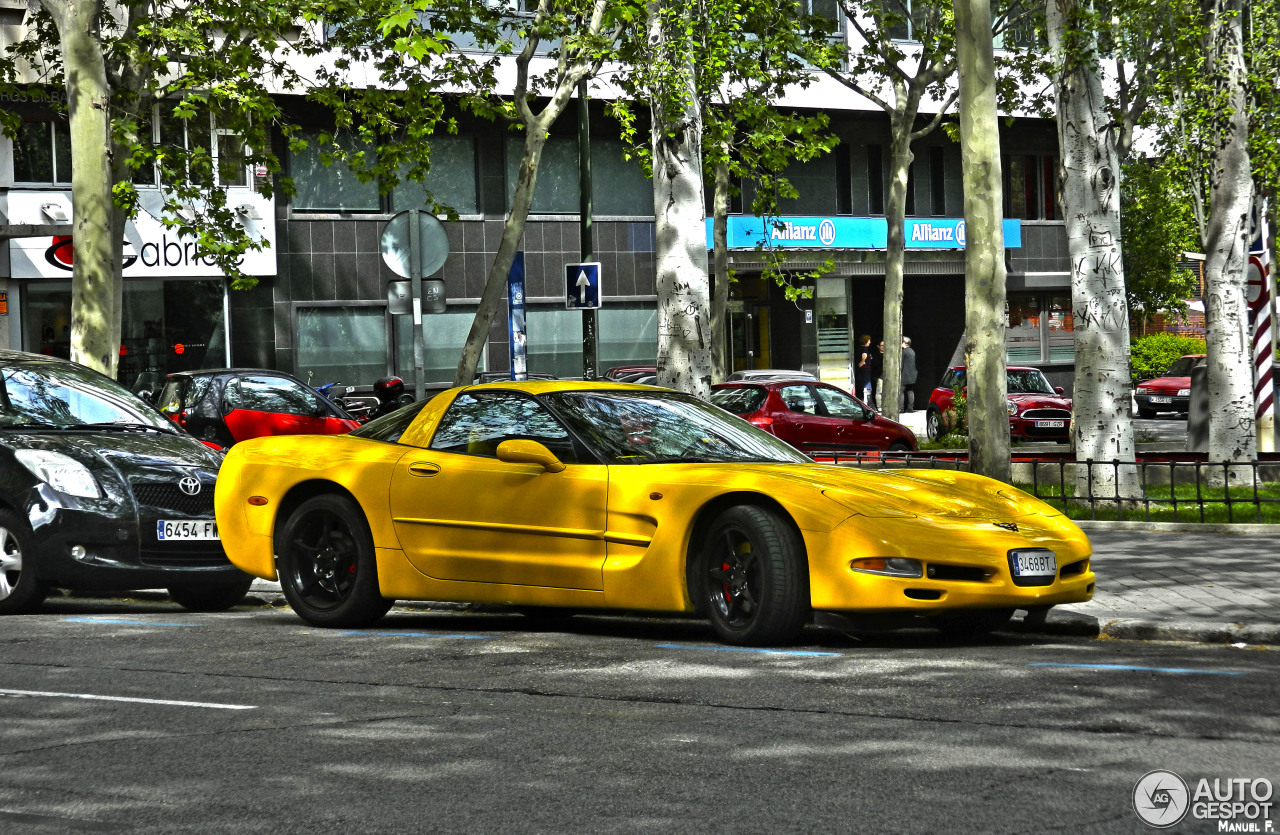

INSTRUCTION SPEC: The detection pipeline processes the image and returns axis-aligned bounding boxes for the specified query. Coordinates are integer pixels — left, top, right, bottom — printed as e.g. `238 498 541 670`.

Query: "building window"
1005 292 1073 363
296 305 390 385
153 101 248 188
506 136 580 214
592 140 652 216
1003 154 1060 220
875 0 929 42
930 146 946 215
867 144 884 215
395 307 486 382
777 153 839 216
290 131 381 212
391 135 480 215
13 120 72 184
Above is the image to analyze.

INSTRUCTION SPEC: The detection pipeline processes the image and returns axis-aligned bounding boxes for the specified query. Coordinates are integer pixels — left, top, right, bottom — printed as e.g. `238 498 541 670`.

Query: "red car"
156 369 362 449
1134 354 1205 418
710 379 918 455
926 366 1072 442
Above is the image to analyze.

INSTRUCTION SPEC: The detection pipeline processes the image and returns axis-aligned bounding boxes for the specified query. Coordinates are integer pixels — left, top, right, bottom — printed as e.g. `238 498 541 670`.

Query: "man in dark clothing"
855 335 875 405
901 336 918 412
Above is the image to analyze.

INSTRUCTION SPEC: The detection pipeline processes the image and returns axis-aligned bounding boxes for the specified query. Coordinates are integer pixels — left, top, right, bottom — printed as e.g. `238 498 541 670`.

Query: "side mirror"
1055 386 1065 395
496 439 566 473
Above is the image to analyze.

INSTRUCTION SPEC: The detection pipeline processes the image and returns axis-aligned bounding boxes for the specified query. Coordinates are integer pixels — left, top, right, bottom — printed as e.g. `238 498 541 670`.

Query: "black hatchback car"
0 350 252 614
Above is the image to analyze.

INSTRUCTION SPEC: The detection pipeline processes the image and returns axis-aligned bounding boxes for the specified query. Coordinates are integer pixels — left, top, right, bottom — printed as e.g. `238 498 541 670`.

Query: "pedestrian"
855 334 875 405
872 340 885 410
901 336 918 412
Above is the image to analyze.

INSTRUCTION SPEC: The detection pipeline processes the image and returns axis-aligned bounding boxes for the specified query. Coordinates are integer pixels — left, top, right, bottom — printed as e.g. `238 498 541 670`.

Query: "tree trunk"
650 0 712 398
45 0 117 377
881 127 912 421
711 152 731 383
1202 0 1256 471
954 0 1011 482
1046 0 1142 502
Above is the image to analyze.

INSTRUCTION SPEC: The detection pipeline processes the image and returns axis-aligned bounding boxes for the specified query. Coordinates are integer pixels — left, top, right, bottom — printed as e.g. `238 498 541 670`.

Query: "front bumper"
1135 393 1190 413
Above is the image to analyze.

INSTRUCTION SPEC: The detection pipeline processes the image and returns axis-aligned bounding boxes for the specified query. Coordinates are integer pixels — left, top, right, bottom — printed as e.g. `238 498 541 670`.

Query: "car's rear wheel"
931 608 1014 637
168 575 254 612
925 408 944 441
702 505 808 647
0 510 48 616
277 495 392 627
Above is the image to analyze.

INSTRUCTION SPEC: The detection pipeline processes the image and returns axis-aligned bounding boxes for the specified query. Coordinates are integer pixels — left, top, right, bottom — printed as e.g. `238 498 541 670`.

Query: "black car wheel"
702 505 808 646
1136 407 1156 419
925 408 944 441
168 575 254 612
0 509 47 615
277 495 392 627
887 441 913 453
931 608 1014 637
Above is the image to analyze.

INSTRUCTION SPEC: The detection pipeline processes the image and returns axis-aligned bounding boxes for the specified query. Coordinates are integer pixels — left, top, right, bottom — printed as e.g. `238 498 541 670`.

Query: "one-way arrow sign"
565 262 602 310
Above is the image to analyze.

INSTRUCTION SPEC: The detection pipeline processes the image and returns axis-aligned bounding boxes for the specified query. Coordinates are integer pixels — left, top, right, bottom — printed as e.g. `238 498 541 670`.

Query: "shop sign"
706 216 1022 251
6 191 277 278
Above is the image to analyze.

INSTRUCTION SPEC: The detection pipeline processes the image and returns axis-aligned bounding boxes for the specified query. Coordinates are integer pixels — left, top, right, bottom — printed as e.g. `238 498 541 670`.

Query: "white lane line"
0 688 257 710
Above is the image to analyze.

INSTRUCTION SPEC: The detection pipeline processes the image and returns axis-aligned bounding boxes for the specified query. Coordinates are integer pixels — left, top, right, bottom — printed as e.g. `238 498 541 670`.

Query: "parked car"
0 350 253 615
926 366 1072 443
156 369 362 449
604 365 657 382
711 380 917 455
1134 354 1206 418
216 380 1094 645
727 369 817 382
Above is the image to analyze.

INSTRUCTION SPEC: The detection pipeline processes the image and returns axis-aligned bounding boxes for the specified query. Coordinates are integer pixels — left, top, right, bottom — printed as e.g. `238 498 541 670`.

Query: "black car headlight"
14 449 101 499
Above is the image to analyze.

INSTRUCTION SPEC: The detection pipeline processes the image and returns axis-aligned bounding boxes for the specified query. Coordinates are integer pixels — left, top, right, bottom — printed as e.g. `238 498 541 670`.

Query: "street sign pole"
408 208 425 402
578 79 598 380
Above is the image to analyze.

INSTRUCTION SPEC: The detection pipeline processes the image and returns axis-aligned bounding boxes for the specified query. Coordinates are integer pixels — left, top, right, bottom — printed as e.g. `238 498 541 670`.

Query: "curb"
1011 610 1280 646
1075 520 1280 535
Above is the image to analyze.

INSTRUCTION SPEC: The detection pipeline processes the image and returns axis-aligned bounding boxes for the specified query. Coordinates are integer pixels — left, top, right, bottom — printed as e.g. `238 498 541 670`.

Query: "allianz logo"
910 220 967 245
769 218 838 246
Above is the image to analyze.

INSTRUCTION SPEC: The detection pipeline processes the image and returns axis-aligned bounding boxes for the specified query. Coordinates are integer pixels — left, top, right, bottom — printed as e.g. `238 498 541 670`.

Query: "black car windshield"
541 389 810 464
0 362 177 432
1164 356 1202 377
1006 369 1055 395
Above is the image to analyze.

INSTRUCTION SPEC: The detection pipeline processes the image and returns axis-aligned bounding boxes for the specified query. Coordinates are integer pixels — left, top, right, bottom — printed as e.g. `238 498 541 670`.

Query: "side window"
429 391 578 463
234 376 323 416
816 386 870 420
779 385 818 414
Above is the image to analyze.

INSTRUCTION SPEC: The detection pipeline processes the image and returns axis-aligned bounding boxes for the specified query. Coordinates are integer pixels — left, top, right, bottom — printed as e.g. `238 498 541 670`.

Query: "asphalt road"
1 597 1275 834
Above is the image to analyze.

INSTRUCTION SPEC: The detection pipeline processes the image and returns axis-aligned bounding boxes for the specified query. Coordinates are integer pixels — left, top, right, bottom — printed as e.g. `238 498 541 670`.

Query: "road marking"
1029 662 1249 676
336 631 493 640
655 643 842 657
64 618 201 627
0 688 257 709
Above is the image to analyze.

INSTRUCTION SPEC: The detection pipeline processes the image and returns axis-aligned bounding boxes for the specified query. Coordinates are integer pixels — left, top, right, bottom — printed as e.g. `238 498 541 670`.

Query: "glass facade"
391 136 480 215
290 132 381 211
1006 292 1074 364
296 306 389 386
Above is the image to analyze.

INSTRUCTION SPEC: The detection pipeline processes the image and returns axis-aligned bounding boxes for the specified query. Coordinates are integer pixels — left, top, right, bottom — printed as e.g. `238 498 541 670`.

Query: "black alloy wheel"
703 505 808 647
0 509 47 615
925 408 944 441
277 495 392 627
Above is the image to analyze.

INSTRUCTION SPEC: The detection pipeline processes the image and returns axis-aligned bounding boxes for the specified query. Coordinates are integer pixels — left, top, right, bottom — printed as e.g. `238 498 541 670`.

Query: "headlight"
14 450 101 498
850 557 923 578
1136 386 1150 395
1007 400 1019 416
1177 388 1190 397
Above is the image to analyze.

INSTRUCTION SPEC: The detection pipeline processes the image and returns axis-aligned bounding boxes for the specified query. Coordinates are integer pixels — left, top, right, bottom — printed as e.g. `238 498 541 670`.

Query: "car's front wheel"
277 495 392 627
0 509 48 615
925 407 944 441
168 575 254 612
702 505 808 647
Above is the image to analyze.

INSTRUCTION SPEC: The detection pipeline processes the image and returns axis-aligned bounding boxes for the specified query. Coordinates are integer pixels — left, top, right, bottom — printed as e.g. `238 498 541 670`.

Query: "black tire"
931 608 1014 637
1136 407 1156 419
701 505 808 647
168 575 254 612
887 441 912 454
925 408 944 441
0 509 47 615
277 495 392 627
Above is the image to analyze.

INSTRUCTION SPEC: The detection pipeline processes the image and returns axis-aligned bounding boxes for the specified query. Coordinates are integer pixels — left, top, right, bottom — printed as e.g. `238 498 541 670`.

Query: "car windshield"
541 389 810 464
709 386 767 415
1006 369 1055 395
1164 356 1202 377
0 362 177 431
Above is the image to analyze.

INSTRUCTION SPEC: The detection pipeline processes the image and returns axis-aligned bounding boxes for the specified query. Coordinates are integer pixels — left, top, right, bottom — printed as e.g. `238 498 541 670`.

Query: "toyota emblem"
178 476 202 496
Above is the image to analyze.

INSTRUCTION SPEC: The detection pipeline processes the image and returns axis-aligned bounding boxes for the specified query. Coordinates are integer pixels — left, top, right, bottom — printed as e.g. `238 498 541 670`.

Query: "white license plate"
1150 396 1172 403
157 519 219 541
1034 420 1065 428
1011 551 1057 577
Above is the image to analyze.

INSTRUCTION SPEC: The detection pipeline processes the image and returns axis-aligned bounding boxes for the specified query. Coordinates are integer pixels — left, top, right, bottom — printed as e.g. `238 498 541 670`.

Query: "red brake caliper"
722 562 731 602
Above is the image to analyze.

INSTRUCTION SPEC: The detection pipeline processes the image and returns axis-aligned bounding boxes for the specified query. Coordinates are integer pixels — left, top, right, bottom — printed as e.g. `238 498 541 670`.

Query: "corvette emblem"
178 476 202 496
993 522 1018 532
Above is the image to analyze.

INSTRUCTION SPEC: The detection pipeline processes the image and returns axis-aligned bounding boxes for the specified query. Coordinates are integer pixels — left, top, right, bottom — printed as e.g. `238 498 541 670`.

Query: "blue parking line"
336 631 493 640
64 618 201 628
655 643 842 657
1029 662 1249 676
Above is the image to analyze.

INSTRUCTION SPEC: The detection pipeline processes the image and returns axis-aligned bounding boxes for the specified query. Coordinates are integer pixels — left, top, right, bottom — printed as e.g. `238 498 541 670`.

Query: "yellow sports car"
215 381 1094 646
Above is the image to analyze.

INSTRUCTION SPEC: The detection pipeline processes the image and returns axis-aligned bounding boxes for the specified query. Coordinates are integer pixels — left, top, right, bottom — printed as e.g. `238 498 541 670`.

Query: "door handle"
408 462 441 476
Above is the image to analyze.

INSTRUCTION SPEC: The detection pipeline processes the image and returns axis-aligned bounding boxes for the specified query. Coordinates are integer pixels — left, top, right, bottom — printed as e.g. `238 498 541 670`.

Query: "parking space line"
336 631 493 640
1028 662 1249 676
0 688 257 709
655 643 842 657
63 618 201 627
